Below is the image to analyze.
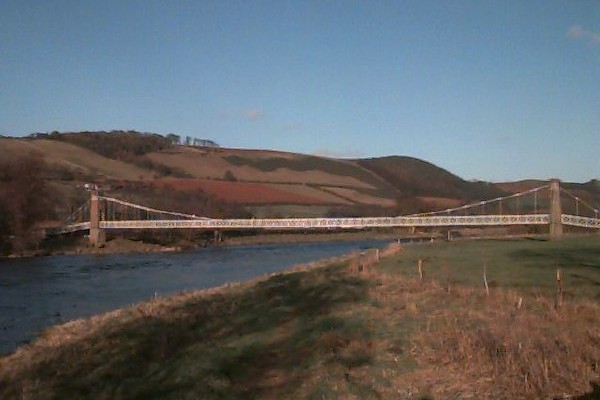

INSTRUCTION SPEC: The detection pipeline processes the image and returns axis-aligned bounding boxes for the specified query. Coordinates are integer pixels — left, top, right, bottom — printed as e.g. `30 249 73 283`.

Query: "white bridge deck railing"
55 213 599 233
99 214 551 229
54 183 600 235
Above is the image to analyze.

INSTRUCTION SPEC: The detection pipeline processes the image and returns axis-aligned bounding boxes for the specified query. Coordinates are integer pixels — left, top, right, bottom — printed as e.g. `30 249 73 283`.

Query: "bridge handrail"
96 214 550 230
561 214 600 229
48 222 91 235
58 214 600 233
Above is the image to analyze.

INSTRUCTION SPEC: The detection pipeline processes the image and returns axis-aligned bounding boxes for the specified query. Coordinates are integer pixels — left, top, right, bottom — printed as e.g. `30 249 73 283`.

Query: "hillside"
0 137 154 181
358 156 507 201
1 131 598 224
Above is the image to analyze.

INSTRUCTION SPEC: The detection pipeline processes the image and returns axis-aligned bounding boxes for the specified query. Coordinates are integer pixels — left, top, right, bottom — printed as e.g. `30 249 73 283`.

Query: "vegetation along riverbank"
1 236 599 399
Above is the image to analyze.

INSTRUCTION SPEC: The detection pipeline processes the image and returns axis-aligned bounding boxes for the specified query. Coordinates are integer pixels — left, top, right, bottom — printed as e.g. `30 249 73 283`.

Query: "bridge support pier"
89 193 105 247
549 179 563 240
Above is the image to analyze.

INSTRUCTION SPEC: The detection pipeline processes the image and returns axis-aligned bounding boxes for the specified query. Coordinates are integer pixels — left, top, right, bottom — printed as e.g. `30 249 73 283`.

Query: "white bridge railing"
97 214 551 230
51 222 91 234
561 214 600 229
53 213 600 233
54 183 600 235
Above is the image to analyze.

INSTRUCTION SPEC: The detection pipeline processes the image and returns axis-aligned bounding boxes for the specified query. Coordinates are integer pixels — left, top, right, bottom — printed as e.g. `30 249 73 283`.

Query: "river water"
0 239 389 355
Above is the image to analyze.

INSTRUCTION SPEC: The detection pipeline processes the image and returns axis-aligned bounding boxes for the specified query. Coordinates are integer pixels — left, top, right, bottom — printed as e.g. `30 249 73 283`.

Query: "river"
0 239 390 355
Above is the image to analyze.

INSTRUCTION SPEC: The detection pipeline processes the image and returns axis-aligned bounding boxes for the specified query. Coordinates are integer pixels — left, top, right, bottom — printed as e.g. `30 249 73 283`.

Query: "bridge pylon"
549 179 563 240
89 193 105 247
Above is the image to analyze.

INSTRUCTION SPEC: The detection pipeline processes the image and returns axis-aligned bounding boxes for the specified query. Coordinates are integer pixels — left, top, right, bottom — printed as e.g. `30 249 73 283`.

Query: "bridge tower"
89 192 106 247
549 179 563 240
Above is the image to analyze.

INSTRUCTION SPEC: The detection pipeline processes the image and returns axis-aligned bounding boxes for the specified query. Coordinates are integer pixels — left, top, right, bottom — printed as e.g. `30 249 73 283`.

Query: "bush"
224 170 237 182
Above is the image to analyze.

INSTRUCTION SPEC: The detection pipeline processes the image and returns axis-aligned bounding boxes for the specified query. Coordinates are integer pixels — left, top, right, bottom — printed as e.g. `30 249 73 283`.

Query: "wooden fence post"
483 264 489 296
555 269 563 309
418 259 424 282
511 297 524 319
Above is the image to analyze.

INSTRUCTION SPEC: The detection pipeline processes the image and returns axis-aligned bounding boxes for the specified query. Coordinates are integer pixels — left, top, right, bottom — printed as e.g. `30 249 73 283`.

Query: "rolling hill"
1 131 598 222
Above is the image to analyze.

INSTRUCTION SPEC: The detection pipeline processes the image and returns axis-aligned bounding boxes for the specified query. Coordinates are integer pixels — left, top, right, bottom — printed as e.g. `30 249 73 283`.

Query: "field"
152 179 349 205
321 187 397 207
416 196 464 209
146 147 378 188
380 235 600 300
1 236 599 399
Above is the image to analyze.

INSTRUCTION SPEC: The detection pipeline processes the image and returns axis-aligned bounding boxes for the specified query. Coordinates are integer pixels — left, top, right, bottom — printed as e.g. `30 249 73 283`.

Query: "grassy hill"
1 131 598 223
358 156 507 201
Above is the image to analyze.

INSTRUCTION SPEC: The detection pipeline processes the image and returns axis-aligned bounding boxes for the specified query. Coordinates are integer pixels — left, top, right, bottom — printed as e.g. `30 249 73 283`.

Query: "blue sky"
1 1 598 182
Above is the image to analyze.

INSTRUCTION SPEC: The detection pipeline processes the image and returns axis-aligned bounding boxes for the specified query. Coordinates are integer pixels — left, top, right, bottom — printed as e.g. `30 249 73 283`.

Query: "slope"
358 156 507 201
0 138 154 181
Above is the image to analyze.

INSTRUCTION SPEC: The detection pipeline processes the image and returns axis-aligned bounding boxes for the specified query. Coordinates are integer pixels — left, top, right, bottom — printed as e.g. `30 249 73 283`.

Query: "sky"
1 1 598 183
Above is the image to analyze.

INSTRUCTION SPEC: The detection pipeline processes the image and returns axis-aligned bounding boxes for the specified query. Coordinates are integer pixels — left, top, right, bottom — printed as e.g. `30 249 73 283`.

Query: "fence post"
555 269 563 309
483 264 489 296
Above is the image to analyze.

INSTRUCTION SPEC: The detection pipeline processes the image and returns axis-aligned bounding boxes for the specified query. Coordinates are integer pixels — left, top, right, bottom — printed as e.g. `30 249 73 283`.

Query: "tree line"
29 130 219 157
27 131 220 179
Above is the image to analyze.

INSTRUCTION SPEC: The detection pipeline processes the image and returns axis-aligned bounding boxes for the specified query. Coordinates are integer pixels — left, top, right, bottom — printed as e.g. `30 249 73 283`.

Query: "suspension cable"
559 187 599 215
98 195 208 220
407 184 550 217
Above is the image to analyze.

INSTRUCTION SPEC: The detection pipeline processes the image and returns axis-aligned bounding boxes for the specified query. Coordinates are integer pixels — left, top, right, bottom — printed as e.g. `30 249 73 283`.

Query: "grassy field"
379 235 600 300
1 237 599 399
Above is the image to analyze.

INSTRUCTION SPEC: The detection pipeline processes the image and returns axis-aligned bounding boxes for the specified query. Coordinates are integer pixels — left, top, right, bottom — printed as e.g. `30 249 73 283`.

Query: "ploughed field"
1 236 599 399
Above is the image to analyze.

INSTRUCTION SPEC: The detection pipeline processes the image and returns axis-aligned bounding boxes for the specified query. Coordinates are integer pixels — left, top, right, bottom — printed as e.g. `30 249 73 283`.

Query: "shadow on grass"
4 263 375 399
511 246 600 269
572 382 600 400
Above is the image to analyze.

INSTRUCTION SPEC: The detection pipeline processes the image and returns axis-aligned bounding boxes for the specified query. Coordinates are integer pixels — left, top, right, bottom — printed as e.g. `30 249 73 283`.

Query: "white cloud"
567 25 600 46
243 108 265 121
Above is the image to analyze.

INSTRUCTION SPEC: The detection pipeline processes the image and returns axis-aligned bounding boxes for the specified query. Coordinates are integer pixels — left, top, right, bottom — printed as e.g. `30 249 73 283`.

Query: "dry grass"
321 186 397 207
0 138 153 180
416 196 464 209
398 281 600 399
1 241 599 399
146 147 377 188
267 184 352 205
150 179 365 206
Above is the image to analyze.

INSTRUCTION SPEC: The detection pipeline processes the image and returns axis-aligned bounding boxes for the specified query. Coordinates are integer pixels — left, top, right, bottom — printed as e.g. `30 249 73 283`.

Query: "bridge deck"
52 214 600 234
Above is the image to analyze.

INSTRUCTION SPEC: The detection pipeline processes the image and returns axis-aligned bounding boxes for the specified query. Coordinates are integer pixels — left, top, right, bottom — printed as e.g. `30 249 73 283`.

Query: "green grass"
2 237 600 399
377 235 600 300
1 261 387 399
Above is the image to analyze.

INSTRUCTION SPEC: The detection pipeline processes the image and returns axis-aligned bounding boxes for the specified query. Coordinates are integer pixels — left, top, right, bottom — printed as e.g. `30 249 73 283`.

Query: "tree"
224 170 237 182
0 153 51 253
166 133 181 145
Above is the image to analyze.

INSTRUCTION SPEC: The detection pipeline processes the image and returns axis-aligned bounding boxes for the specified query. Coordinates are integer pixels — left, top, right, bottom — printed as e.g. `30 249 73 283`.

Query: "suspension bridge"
53 180 599 247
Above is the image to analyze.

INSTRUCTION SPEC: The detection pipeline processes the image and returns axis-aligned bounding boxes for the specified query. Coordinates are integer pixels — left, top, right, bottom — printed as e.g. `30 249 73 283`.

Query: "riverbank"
1 238 599 399
3 229 403 259
1 237 185 259
220 230 401 247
